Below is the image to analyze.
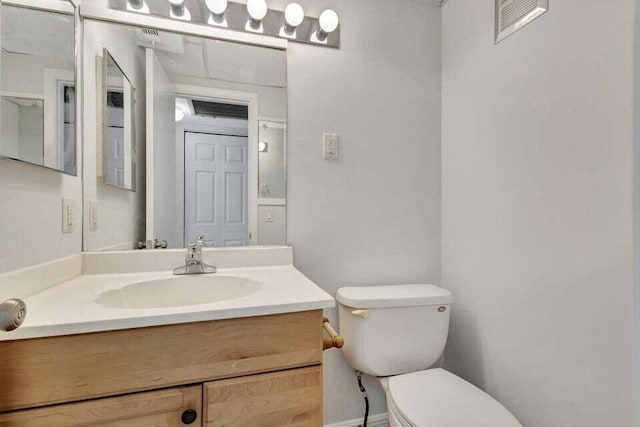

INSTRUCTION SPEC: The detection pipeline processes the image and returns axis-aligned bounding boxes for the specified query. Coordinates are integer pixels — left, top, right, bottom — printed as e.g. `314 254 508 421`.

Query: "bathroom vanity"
0 312 323 426
0 248 334 426
0 0 339 425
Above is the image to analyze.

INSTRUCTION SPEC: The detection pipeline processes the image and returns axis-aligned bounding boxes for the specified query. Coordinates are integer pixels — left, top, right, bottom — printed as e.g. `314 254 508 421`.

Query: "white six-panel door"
105 104 125 188
184 131 248 247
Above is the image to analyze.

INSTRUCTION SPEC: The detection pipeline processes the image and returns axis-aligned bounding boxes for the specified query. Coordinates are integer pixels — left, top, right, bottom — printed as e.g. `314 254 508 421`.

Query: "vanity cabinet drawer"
0 385 202 427
203 366 323 426
0 310 323 412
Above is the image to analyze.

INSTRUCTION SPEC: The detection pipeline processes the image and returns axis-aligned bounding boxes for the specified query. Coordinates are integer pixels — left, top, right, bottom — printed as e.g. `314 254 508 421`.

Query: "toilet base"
387 400 407 427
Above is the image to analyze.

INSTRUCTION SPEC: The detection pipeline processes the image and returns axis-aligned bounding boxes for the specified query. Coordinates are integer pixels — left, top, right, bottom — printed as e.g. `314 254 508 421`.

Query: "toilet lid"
387 369 522 427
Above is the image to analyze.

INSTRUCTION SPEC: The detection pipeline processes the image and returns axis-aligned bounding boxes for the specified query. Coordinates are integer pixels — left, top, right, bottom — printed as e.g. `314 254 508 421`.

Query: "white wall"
441 1 634 426
148 49 177 246
258 205 286 245
0 4 81 275
83 20 146 251
0 158 81 274
258 123 286 199
273 0 442 423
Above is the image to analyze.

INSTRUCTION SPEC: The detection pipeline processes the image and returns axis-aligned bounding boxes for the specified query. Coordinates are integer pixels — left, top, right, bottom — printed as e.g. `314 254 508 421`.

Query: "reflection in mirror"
257 120 286 245
0 3 76 175
83 19 286 252
103 49 136 191
83 20 146 252
259 121 286 200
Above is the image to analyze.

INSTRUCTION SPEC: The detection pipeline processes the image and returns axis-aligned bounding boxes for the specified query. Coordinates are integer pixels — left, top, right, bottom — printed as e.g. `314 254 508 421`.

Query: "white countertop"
1 265 334 341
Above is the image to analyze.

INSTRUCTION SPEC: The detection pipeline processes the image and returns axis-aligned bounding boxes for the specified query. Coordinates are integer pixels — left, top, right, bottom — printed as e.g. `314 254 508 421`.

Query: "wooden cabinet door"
203 366 322 427
0 385 202 427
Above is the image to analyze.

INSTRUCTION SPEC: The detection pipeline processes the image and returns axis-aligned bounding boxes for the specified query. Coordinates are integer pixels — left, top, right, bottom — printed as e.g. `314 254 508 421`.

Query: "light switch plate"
322 133 339 160
265 208 274 223
89 200 99 231
62 198 74 233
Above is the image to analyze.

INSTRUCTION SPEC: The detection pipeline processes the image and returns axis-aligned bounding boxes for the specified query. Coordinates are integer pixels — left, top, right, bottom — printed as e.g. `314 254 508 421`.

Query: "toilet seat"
386 369 522 427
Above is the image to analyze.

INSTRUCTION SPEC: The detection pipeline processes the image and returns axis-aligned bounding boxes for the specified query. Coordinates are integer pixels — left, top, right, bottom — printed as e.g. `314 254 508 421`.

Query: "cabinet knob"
0 299 26 331
181 409 198 424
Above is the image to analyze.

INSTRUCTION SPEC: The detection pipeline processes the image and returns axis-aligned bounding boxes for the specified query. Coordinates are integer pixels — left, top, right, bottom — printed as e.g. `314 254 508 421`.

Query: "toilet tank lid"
336 284 452 308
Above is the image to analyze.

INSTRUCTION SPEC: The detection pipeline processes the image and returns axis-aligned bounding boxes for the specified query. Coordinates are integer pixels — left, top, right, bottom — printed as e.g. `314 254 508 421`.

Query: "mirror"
82 18 287 251
0 2 76 175
102 49 136 191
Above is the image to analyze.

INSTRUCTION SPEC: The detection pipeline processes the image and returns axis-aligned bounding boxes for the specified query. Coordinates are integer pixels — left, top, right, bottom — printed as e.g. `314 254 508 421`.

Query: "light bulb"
284 3 304 28
167 0 190 20
127 0 149 13
319 9 339 33
205 0 227 16
175 108 184 122
247 0 267 21
313 9 338 42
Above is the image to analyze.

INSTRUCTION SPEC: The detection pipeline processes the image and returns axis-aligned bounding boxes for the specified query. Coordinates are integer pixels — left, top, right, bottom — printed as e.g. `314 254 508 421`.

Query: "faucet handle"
196 236 206 247
187 241 199 255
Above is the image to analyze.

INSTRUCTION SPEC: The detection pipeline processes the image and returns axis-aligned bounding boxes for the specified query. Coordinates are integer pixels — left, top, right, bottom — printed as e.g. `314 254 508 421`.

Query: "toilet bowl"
336 284 522 427
380 369 521 427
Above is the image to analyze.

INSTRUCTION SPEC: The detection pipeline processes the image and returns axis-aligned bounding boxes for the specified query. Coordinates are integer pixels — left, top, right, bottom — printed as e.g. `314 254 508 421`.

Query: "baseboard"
325 413 389 427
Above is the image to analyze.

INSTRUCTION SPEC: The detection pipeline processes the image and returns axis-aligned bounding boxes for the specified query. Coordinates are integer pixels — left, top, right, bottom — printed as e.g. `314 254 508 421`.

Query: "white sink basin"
95 275 262 309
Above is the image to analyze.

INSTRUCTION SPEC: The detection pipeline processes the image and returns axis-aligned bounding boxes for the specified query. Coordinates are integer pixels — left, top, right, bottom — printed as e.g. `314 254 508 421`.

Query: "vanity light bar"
122 0 340 48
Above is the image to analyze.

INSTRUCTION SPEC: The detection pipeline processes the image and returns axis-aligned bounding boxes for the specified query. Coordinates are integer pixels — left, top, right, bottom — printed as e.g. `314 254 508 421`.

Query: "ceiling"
1 5 74 69
135 29 287 88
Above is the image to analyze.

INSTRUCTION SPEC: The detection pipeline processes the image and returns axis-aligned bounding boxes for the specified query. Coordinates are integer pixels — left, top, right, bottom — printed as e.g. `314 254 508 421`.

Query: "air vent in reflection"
495 0 548 44
192 100 248 120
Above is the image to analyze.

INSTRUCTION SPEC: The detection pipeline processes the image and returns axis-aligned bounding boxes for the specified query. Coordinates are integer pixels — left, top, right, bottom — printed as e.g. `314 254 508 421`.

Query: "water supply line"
356 370 369 427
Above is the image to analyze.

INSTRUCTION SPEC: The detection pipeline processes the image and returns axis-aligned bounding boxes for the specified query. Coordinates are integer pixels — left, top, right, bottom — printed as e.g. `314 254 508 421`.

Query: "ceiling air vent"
495 0 548 44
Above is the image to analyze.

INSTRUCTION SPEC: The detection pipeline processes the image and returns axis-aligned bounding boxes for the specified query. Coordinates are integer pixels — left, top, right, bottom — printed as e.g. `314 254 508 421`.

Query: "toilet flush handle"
351 309 370 320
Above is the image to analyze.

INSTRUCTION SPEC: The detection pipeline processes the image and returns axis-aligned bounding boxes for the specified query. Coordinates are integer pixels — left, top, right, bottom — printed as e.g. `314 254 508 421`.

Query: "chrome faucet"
173 236 217 275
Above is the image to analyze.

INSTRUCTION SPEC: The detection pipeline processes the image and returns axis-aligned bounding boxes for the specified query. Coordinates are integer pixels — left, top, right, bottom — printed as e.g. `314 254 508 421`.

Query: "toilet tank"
336 285 453 377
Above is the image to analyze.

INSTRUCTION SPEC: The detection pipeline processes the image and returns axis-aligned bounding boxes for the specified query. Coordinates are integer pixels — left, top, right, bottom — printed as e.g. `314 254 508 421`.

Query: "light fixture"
312 9 339 43
258 142 268 152
279 2 304 37
246 0 267 32
168 0 191 21
206 0 228 26
175 107 185 122
127 0 149 13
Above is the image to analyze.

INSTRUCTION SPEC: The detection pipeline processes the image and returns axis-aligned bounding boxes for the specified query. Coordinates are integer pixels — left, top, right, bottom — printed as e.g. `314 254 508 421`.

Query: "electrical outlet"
62 198 74 233
322 133 339 160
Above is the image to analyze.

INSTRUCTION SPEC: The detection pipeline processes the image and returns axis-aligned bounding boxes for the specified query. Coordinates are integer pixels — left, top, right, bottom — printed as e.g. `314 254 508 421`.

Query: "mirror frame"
0 0 79 176
101 47 137 192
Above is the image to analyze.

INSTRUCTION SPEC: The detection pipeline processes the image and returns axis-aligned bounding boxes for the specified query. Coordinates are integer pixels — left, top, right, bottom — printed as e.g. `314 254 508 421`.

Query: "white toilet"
336 284 522 427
